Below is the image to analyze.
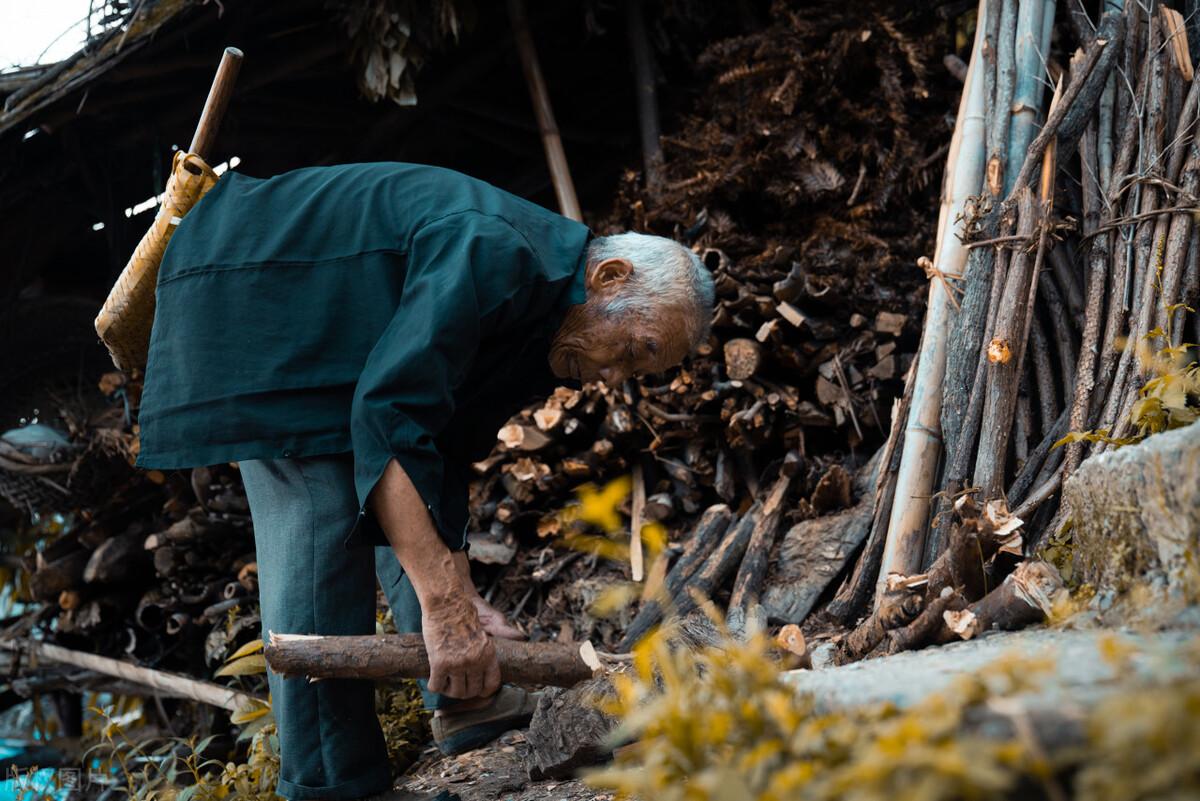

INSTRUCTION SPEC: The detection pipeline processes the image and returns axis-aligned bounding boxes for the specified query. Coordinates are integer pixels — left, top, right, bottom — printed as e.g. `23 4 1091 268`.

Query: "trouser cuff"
276 762 392 801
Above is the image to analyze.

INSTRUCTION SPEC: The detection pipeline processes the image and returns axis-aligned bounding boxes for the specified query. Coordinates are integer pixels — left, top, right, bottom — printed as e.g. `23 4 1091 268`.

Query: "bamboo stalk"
876 0 990 598
1007 16 1122 199
1005 0 1050 196
630 463 646 582
2 639 260 713
988 0 1018 197
828 353 918 623
627 0 663 192
508 0 582 221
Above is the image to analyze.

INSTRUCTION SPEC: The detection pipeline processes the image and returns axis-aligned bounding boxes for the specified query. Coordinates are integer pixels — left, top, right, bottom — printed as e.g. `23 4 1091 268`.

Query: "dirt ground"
399 730 609 801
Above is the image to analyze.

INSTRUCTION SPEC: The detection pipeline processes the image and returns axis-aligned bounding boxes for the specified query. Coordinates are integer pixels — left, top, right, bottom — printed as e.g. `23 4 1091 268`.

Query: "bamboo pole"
630 463 646 581
508 0 583 222
1 639 260 713
1005 0 1051 196
627 0 663 192
1098 1 1124 194
876 0 990 598
987 0 1018 197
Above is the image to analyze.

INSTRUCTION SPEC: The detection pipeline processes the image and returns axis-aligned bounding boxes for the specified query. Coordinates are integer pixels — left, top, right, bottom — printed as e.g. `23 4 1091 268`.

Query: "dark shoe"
429 686 540 756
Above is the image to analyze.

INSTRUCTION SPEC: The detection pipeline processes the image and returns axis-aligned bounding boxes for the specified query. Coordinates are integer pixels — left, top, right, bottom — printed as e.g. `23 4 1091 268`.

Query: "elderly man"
134 162 714 800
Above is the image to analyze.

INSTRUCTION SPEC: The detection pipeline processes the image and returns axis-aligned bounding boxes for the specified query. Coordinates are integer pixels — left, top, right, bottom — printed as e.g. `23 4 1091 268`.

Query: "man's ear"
588 258 634 292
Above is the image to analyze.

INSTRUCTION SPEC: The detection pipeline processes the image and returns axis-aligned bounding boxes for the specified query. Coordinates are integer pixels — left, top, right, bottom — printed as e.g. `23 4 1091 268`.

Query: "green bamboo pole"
1005 0 1053 195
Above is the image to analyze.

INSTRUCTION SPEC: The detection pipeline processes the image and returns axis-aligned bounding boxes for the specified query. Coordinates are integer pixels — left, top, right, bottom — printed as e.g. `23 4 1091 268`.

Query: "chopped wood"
265 632 610 688
873 311 907 336
498 423 552 451
723 337 762 380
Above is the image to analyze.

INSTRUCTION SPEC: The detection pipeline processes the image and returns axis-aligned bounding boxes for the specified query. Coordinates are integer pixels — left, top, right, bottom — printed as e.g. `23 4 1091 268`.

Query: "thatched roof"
0 0 197 138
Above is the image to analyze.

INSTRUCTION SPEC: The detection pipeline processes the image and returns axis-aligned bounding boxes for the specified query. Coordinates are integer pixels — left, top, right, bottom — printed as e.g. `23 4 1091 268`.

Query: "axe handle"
188 46 243 160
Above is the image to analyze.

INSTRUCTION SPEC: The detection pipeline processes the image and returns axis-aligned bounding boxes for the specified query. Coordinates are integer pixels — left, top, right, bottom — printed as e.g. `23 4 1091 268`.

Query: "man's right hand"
422 593 501 699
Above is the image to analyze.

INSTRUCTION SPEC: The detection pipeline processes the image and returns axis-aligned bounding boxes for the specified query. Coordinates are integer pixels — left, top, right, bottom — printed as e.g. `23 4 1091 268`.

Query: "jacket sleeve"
347 211 546 550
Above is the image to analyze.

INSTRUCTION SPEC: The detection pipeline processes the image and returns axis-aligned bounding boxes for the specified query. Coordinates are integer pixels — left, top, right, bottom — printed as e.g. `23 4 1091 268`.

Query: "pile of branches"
2 373 264 724
468 1 961 648
819 0 1200 652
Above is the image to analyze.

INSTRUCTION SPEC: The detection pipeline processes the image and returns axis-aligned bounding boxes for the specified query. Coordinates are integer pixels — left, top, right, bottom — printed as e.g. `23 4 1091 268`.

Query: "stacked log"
21 444 259 670
467 4 958 647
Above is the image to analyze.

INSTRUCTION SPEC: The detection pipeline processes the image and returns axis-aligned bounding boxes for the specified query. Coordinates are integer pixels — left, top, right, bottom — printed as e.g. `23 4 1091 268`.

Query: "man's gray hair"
587 232 715 346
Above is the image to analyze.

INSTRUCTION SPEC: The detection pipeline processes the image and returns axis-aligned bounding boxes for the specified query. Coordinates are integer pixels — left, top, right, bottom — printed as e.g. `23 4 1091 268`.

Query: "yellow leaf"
589 583 640 618
230 700 271 725
226 639 264 661
215 653 267 678
575 475 633 533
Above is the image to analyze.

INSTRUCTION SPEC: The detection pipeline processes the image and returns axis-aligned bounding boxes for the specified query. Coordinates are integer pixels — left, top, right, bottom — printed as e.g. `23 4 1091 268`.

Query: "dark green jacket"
136 162 589 549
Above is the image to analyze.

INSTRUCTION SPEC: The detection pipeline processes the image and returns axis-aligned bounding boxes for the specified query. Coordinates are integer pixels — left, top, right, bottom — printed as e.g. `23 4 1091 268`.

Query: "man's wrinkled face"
550 258 694 385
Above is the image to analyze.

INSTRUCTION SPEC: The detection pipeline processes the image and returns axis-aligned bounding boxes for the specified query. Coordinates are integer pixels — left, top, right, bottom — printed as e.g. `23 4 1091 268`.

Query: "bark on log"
30 550 89 601
265 632 603 688
526 674 618 779
83 533 141 584
761 498 872 624
943 560 1063 639
727 473 794 618
619 504 733 649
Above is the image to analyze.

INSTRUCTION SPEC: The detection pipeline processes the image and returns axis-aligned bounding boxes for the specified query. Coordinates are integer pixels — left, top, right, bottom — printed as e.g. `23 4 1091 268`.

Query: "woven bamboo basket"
95 46 241 373
94 151 218 373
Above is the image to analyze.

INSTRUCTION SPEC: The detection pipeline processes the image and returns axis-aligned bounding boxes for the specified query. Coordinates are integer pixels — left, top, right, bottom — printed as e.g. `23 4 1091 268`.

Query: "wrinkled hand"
473 597 526 641
451 550 525 641
423 594 501 699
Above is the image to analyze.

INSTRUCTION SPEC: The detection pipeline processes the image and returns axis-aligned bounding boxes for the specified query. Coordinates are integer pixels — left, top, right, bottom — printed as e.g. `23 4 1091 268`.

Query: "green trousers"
240 453 450 801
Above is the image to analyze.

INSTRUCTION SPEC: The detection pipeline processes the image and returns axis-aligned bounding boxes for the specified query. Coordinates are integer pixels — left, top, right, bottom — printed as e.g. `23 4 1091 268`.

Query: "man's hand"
422 592 501 699
451 551 526 641
371 459 504 699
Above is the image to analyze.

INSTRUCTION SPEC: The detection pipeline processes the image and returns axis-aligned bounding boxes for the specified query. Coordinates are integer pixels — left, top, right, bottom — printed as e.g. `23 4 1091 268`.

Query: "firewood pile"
467 2 960 649
3 1 1192 744
4 373 262 695
472 0 1200 666
816 0 1200 663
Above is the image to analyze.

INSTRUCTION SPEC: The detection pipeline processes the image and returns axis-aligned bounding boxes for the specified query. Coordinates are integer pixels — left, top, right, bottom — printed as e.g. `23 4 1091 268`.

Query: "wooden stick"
1 639 260 713
1028 316 1059 437
619 505 733 649
630 463 646 582
188 47 243 161
827 353 917 623
878 0 990 596
974 187 1039 498
265 632 605 688
727 471 794 617
508 0 582 221
627 0 663 192
1157 136 1200 335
